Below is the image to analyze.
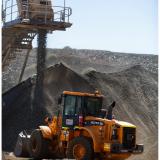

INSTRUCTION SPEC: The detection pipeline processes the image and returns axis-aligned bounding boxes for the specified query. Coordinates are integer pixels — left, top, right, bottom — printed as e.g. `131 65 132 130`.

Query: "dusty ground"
3 152 70 160
2 48 158 160
3 152 31 160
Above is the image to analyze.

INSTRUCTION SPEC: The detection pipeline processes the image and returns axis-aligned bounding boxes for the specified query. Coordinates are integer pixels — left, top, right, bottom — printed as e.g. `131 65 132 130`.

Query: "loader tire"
28 129 49 159
66 136 93 160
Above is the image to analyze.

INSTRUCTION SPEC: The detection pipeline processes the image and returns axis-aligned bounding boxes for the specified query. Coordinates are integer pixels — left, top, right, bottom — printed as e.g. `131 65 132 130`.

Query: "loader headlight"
104 143 111 152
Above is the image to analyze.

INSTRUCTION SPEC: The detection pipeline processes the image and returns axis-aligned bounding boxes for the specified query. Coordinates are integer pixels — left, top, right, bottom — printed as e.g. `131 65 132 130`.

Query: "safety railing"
2 0 19 23
2 0 72 25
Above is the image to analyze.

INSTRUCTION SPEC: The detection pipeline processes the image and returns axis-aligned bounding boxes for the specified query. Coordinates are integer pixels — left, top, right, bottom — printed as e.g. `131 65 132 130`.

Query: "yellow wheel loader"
14 91 144 159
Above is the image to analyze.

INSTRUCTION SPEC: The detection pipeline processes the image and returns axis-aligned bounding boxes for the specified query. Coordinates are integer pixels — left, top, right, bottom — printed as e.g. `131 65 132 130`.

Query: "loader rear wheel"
66 136 93 160
29 129 49 159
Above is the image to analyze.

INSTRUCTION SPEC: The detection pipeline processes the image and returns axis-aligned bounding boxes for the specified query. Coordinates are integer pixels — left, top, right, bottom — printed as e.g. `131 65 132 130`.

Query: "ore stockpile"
2 49 158 160
2 63 95 151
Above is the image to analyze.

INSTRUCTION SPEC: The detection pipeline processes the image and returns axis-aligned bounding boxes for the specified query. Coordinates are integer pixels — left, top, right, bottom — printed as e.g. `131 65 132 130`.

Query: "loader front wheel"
29 129 49 159
66 136 93 160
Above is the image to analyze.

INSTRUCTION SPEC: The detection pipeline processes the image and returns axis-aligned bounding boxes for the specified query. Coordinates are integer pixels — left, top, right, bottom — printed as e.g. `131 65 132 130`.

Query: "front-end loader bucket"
14 130 31 157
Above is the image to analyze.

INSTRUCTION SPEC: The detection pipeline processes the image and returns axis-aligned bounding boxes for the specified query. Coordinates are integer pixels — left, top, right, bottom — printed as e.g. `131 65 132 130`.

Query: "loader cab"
61 91 103 128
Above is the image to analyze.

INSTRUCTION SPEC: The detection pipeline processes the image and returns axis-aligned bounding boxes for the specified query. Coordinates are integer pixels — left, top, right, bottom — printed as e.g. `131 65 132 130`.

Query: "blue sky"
33 0 158 54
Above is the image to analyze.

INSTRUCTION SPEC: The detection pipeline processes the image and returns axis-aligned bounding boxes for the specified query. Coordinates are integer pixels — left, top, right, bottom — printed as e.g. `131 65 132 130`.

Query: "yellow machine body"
40 116 136 159
36 91 142 160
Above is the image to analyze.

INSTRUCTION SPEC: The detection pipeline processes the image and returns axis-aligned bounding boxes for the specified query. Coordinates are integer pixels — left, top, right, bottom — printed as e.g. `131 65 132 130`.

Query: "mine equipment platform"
2 0 72 88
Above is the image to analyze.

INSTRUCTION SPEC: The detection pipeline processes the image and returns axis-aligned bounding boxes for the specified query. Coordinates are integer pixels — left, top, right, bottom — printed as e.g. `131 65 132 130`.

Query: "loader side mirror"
107 101 116 120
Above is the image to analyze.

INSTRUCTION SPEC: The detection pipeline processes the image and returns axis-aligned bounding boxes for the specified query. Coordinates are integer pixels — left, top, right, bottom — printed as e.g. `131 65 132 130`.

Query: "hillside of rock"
2 48 158 92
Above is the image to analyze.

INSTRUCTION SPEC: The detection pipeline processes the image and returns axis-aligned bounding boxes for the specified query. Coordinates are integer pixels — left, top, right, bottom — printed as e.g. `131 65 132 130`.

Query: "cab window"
76 96 82 114
64 95 76 115
84 97 102 116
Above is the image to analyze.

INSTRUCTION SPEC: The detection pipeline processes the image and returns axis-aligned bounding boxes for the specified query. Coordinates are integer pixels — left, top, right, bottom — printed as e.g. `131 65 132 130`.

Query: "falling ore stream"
32 29 48 126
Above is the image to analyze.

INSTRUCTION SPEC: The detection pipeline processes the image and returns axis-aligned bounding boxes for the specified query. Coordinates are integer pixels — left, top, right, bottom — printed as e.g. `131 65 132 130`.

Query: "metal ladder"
2 28 37 92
